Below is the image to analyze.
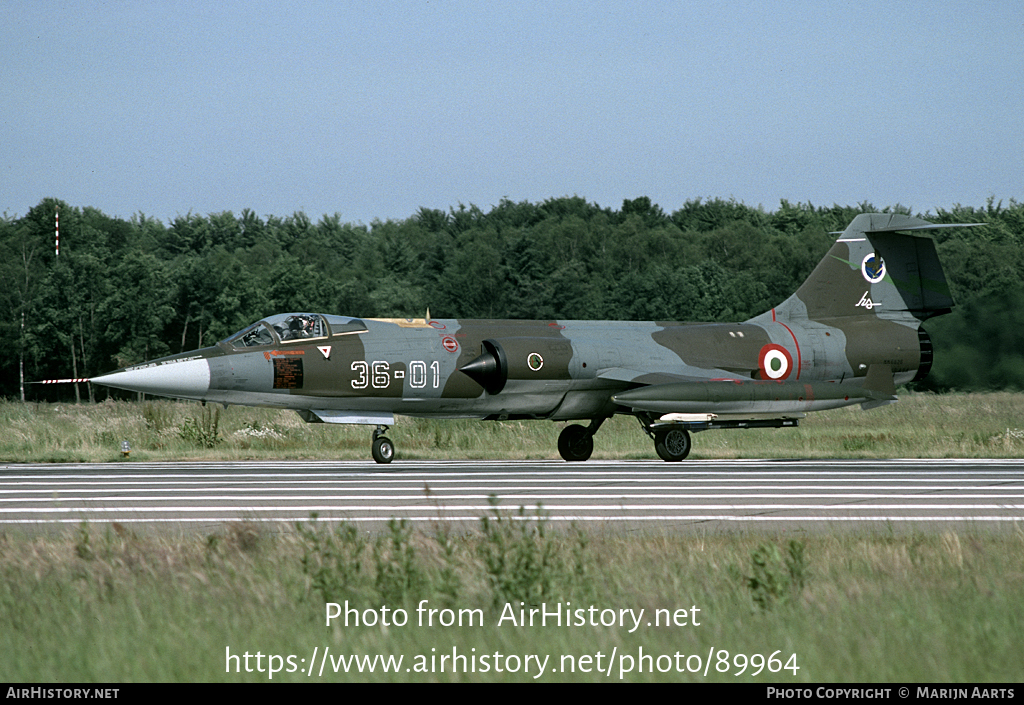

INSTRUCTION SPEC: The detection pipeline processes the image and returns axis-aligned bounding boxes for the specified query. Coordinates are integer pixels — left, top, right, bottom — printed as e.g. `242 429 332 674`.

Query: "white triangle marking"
318 345 332 360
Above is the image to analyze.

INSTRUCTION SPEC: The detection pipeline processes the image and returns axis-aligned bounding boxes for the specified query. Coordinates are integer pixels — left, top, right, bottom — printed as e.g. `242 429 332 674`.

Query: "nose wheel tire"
654 427 691 462
372 436 395 464
558 424 594 462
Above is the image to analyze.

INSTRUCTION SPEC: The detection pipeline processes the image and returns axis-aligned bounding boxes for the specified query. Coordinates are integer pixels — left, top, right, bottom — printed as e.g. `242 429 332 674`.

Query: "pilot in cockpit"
279 314 318 340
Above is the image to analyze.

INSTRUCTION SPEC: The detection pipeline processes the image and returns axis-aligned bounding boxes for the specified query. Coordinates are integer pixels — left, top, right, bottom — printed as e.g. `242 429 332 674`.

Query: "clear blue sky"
3 0 1022 225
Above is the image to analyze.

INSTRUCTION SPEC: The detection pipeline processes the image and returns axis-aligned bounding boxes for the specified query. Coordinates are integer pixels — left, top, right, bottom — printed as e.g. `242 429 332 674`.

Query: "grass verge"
2 391 1024 462
1 514 1022 682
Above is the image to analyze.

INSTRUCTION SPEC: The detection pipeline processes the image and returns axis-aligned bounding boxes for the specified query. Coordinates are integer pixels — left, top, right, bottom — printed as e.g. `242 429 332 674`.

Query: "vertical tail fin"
747 214 978 387
772 213 962 324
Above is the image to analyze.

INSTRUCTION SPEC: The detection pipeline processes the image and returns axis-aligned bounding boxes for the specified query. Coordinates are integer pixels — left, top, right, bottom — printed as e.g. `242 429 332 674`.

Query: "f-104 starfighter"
85 213 972 463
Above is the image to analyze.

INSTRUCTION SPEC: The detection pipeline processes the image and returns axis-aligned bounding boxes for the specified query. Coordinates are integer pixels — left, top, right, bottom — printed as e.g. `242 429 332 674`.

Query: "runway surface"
2 458 1023 531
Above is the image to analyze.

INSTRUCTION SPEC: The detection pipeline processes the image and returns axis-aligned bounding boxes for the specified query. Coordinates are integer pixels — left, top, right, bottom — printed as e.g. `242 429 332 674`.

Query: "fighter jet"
85 213 972 463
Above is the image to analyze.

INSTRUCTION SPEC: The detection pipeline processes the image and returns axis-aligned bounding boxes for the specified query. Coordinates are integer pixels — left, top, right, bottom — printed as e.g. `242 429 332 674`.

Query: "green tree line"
2 196 1022 401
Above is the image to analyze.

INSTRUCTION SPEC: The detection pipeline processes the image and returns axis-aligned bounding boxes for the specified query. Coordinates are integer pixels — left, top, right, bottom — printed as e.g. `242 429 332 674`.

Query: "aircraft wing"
595 367 735 386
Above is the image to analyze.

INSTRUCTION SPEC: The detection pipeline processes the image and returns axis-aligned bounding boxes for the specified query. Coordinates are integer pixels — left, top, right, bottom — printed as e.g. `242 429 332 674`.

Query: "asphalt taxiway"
2 458 1023 532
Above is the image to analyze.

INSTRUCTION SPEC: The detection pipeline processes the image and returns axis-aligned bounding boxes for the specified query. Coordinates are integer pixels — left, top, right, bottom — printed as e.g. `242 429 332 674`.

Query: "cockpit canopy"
224 313 367 349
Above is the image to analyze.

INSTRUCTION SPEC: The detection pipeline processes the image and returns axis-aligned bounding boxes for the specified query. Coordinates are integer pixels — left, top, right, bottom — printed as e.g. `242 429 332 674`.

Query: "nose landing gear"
371 426 395 464
557 417 608 462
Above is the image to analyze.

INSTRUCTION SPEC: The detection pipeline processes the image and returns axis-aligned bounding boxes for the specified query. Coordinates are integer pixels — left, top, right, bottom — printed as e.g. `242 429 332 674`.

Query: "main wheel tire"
372 436 395 464
654 427 691 461
558 424 594 462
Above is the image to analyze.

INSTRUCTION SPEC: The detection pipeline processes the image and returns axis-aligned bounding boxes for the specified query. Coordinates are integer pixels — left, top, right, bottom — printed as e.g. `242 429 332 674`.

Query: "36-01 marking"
351 360 441 389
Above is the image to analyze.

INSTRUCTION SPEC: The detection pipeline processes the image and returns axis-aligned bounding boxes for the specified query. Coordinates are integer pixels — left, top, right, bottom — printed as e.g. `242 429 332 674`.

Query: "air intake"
459 339 507 395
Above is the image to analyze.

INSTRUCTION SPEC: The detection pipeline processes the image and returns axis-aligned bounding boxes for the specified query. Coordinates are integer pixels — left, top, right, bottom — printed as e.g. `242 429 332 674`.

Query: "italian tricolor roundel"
759 344 793 380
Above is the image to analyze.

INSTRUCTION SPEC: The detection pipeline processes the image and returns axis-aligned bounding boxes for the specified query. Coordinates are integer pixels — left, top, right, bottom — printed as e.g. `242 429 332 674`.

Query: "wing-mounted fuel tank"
459 337 573 395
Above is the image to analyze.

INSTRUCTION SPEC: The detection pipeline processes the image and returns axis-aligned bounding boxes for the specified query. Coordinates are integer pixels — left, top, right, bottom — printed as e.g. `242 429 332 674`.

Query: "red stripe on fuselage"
771 308 802 380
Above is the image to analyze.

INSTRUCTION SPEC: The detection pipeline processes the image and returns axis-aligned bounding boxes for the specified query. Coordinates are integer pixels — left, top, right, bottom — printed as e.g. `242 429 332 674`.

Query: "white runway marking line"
5 458 1024 474
3 504 1023 514
4 494 1024 504
6 457 1024 465
2 471 1024 481
1 516 1022 525
3 460 1023 525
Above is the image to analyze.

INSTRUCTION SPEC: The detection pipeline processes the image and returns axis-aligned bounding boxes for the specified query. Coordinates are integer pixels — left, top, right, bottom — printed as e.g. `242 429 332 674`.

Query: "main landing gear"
639 414 692 461
557 415 693 462
651 426 692 462
371 425 395 464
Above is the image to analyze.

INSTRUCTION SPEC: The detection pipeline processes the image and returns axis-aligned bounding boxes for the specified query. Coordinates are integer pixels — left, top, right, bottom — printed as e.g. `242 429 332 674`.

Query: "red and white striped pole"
55 204 59 257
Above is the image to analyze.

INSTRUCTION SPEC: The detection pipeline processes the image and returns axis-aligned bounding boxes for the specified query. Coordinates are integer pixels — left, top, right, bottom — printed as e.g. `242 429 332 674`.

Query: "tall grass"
1 515 1022 682
2 392 1023 462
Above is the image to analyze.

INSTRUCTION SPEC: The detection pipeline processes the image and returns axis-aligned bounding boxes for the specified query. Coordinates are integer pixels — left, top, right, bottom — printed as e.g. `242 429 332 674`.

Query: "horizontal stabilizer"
832 213 984 234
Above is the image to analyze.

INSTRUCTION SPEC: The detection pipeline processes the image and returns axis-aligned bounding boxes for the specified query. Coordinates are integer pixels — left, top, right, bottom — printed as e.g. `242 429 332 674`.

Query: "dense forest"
2 195 1023 402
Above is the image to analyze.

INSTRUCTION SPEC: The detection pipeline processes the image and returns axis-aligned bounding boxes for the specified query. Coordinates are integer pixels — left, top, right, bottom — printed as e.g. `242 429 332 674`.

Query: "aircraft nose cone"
91 358 211 398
